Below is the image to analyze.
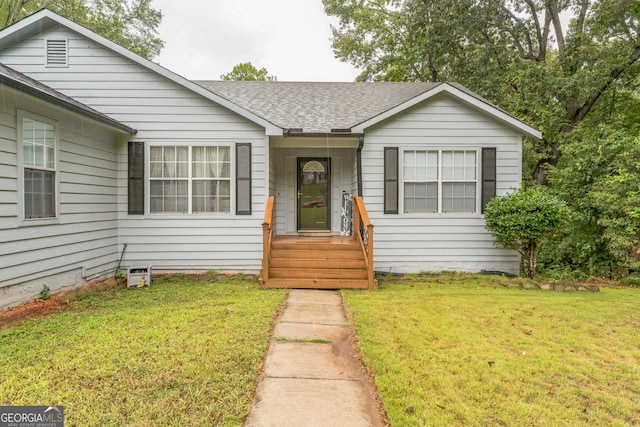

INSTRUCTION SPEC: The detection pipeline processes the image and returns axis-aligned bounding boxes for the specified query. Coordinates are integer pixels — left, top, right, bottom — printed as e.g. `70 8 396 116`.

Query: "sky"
150 0 360 82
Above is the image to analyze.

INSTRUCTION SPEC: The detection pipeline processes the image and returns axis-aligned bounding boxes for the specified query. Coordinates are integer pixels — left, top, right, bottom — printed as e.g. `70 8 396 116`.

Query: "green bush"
621 275 640 287
546 130 640 277
40 284 51 300
484 185 569 278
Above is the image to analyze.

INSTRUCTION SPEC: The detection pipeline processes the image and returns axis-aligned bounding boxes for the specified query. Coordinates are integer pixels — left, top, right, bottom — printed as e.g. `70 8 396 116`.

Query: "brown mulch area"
0 295 70 331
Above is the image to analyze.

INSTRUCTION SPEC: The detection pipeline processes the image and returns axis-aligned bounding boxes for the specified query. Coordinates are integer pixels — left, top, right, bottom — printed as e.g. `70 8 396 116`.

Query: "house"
0 10 541 308
0 62 135 308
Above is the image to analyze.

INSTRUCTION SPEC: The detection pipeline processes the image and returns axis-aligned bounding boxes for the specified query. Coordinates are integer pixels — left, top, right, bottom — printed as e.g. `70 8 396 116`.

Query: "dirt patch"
0 294 70 331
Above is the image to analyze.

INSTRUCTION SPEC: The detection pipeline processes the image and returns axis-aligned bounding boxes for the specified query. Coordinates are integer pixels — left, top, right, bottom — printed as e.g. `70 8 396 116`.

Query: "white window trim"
17 110 61 225
400 147 481 215
45 38 69 68
146 142 235 216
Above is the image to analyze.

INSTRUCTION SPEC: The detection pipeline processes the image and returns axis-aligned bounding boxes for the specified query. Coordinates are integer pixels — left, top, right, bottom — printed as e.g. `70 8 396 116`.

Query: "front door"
297 158 331 232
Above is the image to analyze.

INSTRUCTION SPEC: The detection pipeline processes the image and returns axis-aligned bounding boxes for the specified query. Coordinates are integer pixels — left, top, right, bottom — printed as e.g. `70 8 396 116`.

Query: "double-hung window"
149 145 230 214
22 117 57 219
404 150 478 213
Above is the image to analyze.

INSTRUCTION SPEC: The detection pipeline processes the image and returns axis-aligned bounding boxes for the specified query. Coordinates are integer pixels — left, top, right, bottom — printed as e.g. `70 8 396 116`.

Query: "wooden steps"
260 236 374 289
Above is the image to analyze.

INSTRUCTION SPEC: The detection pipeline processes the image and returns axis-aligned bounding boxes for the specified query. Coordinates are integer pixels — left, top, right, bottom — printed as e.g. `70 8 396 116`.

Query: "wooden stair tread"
271 243 361 251
269 268 368 279
270 259 366 269
262 278 371 289
262 235 376 290
270 251 363 261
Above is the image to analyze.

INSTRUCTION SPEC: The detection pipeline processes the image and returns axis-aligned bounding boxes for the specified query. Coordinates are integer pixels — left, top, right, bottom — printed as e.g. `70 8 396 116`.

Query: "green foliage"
220 62 277 81
546 127 640 275
39 284 50 300
484 186 569 278
324 0 640 183
323 0 452 82
620 274 640 287
0 0 164 59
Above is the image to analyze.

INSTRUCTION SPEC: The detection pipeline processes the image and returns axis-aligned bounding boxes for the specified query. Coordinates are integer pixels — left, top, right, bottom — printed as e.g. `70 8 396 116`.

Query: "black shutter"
481 147 496 213
384 147 398 214
128 141 144 215
236 143 251 215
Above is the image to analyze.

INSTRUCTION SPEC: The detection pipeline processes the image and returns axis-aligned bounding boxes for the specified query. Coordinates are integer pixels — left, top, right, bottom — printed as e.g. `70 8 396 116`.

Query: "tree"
323 0 640 184
0 0 164 59
484 186 569 278
220 62 277 81
544 125 640 276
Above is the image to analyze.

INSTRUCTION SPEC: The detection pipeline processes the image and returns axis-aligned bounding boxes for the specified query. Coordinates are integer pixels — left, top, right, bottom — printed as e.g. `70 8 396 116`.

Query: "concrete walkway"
244 289 386 427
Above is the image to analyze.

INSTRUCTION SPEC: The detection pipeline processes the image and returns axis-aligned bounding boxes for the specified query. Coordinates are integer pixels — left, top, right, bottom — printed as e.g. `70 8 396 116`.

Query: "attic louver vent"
46 39 68 66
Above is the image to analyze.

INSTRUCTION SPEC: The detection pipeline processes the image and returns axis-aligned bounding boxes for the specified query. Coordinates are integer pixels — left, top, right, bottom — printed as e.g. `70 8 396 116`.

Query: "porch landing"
259 235 376 289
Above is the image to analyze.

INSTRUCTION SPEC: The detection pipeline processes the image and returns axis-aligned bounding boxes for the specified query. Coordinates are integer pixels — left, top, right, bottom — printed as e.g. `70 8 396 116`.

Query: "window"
149 145 231 214
22 117 57 219
403 150 477 213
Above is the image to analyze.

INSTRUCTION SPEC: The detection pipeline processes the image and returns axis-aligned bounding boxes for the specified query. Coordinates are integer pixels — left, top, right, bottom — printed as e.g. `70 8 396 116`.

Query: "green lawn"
0 277 286 426
343 273 640 426
3 273 639 426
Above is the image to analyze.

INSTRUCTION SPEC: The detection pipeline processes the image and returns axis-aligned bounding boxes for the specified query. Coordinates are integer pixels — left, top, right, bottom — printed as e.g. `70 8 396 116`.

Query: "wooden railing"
261 195 275 287
353 196 376 289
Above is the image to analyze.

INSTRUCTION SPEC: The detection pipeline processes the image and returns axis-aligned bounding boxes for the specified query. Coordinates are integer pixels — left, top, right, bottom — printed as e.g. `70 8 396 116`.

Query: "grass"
342 273 640 426
0 277 286 426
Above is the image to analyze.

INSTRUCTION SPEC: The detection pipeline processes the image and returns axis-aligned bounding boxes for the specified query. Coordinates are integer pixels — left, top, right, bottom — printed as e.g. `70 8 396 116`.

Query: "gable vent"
46 39 68 66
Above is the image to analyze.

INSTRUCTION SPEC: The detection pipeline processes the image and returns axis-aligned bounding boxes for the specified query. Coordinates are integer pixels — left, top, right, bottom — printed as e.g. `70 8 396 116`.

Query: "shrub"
40 284 51 300
621 275 640 287
484 185 569 278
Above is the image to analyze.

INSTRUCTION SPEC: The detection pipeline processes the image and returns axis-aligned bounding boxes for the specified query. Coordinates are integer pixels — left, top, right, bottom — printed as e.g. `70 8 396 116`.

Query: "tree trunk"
523 242 538 278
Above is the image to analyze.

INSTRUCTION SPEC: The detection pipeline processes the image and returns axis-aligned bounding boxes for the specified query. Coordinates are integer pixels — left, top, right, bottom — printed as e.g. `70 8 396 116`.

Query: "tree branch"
499 5 534 60
574 44 640 125
574 0 589 36
523 0 545 60
547 0 565 52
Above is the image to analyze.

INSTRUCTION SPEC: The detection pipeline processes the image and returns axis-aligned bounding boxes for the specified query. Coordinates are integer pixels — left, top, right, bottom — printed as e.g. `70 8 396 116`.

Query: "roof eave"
0 74 137 134
282 128 363 138
0 9 281 136
352 83 542 139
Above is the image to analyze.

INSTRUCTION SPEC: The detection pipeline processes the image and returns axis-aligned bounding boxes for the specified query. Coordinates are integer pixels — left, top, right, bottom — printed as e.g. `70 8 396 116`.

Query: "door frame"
296 157 331 233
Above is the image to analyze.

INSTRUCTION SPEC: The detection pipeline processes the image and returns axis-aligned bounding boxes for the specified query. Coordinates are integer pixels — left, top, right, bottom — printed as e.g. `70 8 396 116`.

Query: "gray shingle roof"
194 81 442 133
0 63 136 134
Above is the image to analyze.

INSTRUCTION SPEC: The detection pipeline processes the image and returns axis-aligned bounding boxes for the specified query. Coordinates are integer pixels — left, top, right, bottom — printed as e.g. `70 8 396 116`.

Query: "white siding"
0 22 528 281
362 94 522 274
0 25 270 274
0 85 123 308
